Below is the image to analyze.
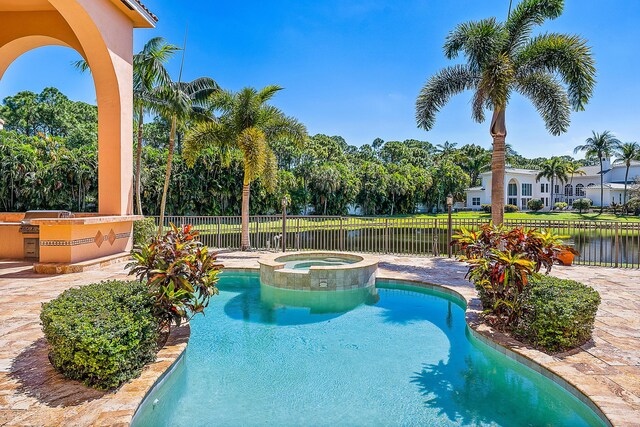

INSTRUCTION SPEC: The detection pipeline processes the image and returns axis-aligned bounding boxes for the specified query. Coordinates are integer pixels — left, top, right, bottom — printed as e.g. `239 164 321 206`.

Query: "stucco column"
49 0 134 216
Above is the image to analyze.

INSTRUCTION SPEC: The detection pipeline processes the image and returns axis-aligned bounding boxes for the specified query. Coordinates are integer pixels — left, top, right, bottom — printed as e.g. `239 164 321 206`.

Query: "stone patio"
0 253 638 426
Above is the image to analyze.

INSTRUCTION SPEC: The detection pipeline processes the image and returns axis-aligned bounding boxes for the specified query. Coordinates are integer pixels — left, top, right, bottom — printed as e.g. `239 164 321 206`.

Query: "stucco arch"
0 1 136 215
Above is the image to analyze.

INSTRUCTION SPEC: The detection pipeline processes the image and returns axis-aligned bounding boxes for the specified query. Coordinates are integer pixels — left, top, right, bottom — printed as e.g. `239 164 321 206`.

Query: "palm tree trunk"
240 175 251 251
550 178 554 211
158 115 177 236
599 157 604 213
135 106 144 216
490 109 507 224
624 165 630 206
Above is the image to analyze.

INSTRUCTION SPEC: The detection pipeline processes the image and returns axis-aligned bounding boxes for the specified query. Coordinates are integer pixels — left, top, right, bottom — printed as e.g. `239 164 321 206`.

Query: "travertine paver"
0 253 638 426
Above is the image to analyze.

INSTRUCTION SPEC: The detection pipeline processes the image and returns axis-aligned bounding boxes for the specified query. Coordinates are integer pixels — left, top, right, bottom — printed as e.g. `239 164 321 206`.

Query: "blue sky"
1 0 638 158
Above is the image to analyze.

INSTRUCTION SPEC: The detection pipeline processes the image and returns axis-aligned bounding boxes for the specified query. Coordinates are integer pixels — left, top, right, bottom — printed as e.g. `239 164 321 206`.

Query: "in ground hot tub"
259 252 378 291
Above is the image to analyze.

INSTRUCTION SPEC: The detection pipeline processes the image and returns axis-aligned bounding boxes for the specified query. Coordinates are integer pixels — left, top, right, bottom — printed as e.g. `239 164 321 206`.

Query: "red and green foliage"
127 223 222 329
453 223 578 326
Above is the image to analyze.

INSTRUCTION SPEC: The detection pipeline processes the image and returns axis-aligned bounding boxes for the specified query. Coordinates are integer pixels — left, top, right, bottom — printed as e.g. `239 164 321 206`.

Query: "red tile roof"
133 0 158 22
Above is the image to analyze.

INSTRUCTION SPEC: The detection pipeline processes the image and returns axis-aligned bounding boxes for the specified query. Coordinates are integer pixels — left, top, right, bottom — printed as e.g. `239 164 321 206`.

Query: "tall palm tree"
536 157 569 210
574 131 621 211
149 77 220 234
415 0 595 224
133 38 179 215
564 159 586 203
435 141 458 157
184 86 307 250
74 38 179 215
613 141 640 205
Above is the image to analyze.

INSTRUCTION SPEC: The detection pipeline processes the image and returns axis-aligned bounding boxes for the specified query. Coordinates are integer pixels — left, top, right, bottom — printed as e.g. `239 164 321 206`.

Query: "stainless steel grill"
19 211 73 260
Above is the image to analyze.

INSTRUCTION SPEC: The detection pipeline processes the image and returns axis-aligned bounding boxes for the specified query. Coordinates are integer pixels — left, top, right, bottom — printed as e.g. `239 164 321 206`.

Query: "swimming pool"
133 272 605 426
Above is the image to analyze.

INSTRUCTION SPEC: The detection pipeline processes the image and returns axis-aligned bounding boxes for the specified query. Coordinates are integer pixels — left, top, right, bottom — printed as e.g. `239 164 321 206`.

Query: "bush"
133 218 157 247
481 204 492 213
504 204 519 213
527 198 544 212
515 275 601 352
626 197 640 215
40 281 159 390
128 223 222 329
554 202 568 210
453 224 577 326
572 198 592 213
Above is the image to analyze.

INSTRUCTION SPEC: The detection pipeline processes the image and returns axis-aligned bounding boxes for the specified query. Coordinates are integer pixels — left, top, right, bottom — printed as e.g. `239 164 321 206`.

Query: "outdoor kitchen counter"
30 215 143 225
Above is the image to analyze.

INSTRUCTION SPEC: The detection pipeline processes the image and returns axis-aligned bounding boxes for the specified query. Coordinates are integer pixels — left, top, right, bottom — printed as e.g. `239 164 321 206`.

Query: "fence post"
296 217 301 251
433 219 439 256
216 217 221 249
615 222 619 268
385 219 389 254
340 217 344 251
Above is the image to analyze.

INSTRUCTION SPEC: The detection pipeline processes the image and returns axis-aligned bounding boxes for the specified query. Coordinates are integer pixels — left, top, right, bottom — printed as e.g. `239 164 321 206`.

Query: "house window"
545 197 549 207
508 182 518 196
540 183 546 193
564 184 573 197
521 198 531 210
472 197 480 206
576 184 585 197
522 183 532 196
508 197 518 206
555 184 560 194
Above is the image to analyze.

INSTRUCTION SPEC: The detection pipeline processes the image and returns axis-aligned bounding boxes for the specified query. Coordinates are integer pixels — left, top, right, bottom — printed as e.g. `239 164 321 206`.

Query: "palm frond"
515 72 570 135
443 18 505 70
505 0 563 51
72 59 90 74
256 85 284 104
516 32 596 110
416 65 479 130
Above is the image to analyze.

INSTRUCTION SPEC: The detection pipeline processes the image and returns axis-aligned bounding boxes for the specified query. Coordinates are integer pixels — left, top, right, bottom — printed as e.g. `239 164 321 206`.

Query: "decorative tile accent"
108 229 117 246
40 232 131 248
95 231 104 248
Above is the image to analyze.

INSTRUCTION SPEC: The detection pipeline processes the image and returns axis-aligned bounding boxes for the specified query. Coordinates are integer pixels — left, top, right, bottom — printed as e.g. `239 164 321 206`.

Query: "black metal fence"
152 215 640 268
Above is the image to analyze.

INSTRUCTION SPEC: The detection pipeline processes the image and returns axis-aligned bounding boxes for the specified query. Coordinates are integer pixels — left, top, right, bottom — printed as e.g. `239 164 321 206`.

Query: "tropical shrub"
133 217 157 247
625 197 640 215
554 202 568 210
527 198 544 212
572 198 592 213
453 224 577 326
127 223 222 329
515 276 600 352
504 204 519 213
481 204 492 213
40 280 159 390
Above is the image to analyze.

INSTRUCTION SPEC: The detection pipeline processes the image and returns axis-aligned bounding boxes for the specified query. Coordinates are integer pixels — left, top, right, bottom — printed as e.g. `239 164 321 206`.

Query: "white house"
465 158 640 210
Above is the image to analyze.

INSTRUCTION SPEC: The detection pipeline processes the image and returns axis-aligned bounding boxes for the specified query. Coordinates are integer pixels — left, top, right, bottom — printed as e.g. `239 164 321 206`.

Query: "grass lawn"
411 211 640 222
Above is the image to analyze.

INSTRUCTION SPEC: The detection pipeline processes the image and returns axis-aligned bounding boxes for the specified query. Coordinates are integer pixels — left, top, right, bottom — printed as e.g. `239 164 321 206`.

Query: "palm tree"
184 86 307 250
536 157 569 210
613 141 640 205
74 38 179 215
415 0 595 224
149 77 220 234
564 159 586 203
435 141 458 157
574 131 621 211
133 38 179 215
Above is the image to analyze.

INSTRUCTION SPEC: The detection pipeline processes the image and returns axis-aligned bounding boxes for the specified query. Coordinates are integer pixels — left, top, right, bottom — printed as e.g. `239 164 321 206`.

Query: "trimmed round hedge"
515 275 601 353
40 280 159 390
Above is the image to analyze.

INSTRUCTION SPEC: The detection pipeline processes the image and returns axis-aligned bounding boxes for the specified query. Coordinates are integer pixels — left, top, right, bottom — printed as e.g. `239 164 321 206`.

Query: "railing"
152 215 640 268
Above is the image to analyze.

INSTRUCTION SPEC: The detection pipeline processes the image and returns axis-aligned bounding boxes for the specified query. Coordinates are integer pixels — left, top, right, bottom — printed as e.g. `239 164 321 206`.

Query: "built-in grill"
19 210 73 259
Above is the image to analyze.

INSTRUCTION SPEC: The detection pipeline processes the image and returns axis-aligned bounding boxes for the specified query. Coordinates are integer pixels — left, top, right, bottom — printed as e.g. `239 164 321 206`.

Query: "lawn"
413 211 640 222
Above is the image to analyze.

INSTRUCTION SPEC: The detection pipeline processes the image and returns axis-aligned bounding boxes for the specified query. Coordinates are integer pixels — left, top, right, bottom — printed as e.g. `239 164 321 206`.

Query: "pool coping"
130 266 613 427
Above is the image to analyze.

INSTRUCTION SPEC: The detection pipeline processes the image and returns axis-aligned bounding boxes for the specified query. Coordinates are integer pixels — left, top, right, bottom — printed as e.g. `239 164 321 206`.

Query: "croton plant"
452 223 578 326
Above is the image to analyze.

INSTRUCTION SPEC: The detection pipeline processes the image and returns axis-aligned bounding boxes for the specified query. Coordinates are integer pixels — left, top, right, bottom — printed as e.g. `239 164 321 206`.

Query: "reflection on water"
261 283 379 313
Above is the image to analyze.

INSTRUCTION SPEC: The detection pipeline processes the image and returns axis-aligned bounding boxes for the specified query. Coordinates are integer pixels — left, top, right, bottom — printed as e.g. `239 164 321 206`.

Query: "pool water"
133 272 605 427
283 256 357 270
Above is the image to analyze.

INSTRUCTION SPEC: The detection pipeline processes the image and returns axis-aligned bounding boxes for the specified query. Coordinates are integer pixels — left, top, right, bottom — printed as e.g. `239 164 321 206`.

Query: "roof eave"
117 0 158 28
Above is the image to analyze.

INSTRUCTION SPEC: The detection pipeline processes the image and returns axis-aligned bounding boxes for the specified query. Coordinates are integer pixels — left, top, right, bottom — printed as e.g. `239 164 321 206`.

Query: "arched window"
575 184 585 197
587 183 595 187
564 184 573 197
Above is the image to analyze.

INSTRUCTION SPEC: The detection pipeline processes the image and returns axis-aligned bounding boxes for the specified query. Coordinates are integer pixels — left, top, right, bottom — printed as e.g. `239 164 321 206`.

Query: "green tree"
185 86 307 250
416 0 595 224
612 142 640 206
132 37 179 215
574 131 620 211
536 157 569 210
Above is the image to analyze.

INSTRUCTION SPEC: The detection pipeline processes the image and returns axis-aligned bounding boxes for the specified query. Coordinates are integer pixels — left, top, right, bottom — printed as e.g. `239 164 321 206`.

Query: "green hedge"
133 218 157 247
40 280 159 390
515 276 601 353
